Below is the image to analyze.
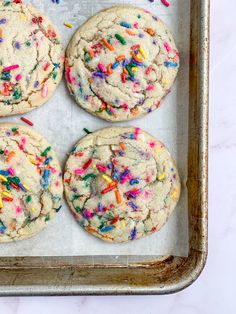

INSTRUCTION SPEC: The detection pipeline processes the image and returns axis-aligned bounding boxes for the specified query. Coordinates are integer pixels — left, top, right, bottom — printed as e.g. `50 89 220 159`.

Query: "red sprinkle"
101 184 117 195
110 216 119 225
20 117 34 126
161 0 170 7
10 182 19 190
82 158 92 170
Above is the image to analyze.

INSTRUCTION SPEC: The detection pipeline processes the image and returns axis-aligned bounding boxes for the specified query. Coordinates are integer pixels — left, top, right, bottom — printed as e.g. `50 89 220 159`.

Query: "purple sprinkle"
72 187 77 193
147 108 152 113
93 72 105 79
0 38 3 43
152 16 158 21
129 76 136 82
98 202 103 212
131 59 143 66
34 81 39 88
15 42 21 49
107 163 112 170
120 169 130 181
0 18 6 24
138 33 145 38
131 227 137 240
119 151 125 156
129 202 138 210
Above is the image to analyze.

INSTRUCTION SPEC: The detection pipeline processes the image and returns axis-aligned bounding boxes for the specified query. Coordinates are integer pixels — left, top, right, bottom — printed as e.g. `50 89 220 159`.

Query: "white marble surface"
0 0 235 313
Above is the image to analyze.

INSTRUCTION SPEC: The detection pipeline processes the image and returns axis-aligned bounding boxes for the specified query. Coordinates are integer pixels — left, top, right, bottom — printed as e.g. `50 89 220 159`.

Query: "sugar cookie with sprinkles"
0 123 63 242
0 0 64 117
66 5 179 122
64 127 181 243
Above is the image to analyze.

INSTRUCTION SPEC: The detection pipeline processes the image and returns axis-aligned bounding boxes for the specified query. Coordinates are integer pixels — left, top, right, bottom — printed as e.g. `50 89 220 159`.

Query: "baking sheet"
0 0 190 257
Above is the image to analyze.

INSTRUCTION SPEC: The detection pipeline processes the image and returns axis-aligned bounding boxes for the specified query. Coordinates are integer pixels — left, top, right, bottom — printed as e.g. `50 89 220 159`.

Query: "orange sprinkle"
131 107 139 116
10 221 16 231
6 151 15 162
88 78 93 84
0 28 2 38
119 143 126 150
88 49 95 58
116 55 126 62
87 227 96 233
146 28 155 36
102 38 114 51
106 64 113 75
132 54 143 63
115 190 122 204
126 29 136 36
109 181 117 188
123 68 128 75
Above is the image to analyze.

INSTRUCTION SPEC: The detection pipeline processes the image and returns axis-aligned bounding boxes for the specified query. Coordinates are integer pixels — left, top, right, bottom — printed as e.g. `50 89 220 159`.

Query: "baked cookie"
66 5 179 122
0 0 64 117
64 127 181 243
0 123 63 242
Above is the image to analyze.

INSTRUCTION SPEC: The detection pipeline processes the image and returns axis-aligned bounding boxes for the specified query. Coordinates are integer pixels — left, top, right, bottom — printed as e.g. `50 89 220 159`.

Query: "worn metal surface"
0 0 209 295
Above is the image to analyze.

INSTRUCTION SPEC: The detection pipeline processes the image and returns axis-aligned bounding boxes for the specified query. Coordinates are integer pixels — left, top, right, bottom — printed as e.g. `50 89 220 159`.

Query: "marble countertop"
0 1 235 313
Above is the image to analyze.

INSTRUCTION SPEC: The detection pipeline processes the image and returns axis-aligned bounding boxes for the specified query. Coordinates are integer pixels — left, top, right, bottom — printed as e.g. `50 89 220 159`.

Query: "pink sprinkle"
146 85 154 91
66 67 73 84
122 103 129 112
55 181 60 187
2 64 19 72
149 141 156 148
7 167 15 176
145 66 153 75
84 209 92 218
133 22 139 29
16 206 23 215
98 63 106 73
161 0 170 7
50 167 57 174
75 168 84 175
15 74 22 81
19 137 26 150
129 189 141 195
41 83 48 98
164 42 171 53
96 164 107 172
109 106 115 114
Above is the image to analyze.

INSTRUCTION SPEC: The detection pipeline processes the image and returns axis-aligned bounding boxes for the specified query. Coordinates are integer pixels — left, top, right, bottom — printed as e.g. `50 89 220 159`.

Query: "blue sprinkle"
128 76 136 82
164 61 178 68
0 170 9 176
93 72 105 79
53 63 60 68
122 59 128 67
42 169 51 190
100 225 115 233
130 134 135 139
119 151 125 156
129 202 138 210
130 179 139 185
0 220 6 234
18 183 27 192
111 61 120 69
129 193 136 199
138 33 144 38
120 21 132 28
56 205 62 212
44 156 53 165
147 108 152 113
131 227 137 240
112 169 119 180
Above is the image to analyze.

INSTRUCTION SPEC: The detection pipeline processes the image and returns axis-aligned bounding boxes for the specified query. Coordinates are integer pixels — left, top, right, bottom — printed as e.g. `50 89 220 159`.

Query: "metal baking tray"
0 0 209 295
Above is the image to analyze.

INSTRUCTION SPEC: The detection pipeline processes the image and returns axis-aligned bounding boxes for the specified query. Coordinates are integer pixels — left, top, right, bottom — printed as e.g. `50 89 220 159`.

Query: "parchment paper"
0 0 190 257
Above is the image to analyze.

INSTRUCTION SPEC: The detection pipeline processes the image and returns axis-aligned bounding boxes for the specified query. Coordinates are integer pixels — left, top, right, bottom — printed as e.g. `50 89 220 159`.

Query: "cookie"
0 0 64 117
65 5 179 122
64 127 181 243
0 123 63 242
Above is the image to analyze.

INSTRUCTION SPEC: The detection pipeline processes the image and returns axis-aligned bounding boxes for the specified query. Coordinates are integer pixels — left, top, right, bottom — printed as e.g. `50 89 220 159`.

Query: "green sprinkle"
12 89 22 100
41 146 51 157
52 71 58 80
72 195 81 202
115 34 126 45
137 14 141 19
75 207 81 213
26 41 31 47
125 65 134 77
83 128 92 134
25 195 32 203
0 150 4 154
11 127 18 133
84 52 91 62
83 173 97 181
45 214 50 222
3 1 11 6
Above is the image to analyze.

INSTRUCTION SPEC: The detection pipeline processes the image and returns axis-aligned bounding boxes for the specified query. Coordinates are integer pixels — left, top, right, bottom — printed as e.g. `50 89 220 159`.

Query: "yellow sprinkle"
64 22 73 28
0 175 7 182
102 174 113 184
158 173 166 181
121 220 126 228
2 191 12 198
0 195 3 209
22 184 30 191
171 189 178 199
29 158 38 165
132 67 138 72
162 79 170 85
31 207 36 213
20 14 27 21
139 47 148 59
